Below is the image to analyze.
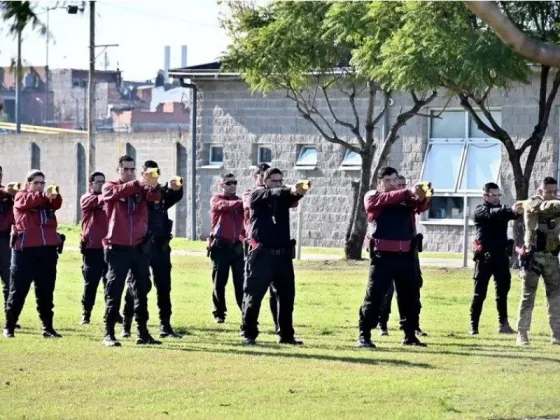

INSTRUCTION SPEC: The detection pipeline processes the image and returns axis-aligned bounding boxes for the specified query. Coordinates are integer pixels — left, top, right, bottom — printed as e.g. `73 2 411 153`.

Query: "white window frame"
257 145 272 164
340 148 362 171
209 145 224 166
295 145 317 170
420 108 502 225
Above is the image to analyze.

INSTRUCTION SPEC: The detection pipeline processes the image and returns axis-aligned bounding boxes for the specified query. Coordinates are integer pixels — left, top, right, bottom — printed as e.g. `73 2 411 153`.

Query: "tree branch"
285 87 358 153
464 1 560 68
370 90 438 186
320 85 364 145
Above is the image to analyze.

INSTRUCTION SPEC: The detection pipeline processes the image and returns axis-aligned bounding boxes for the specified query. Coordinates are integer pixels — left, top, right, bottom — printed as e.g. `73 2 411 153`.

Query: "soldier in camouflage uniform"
516 177 560 345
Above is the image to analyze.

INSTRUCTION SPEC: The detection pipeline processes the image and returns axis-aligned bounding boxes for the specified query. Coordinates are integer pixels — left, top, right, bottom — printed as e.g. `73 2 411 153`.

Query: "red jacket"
0 186 14 233
102 179 161 248
210 193 245 242
363 189 431 248
80 192 108 249
12 191 63 249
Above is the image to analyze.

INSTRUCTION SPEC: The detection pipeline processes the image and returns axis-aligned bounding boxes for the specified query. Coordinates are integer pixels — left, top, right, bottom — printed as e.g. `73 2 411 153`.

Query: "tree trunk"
344 150 373 260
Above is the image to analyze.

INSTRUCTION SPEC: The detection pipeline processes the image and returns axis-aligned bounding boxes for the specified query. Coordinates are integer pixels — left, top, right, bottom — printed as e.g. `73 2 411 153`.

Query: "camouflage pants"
517 252 560 338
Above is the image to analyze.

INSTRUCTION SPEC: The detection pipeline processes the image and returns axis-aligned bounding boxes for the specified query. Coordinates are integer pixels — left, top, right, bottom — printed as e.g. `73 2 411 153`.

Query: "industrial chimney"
164 45 171 84
181 45 188 68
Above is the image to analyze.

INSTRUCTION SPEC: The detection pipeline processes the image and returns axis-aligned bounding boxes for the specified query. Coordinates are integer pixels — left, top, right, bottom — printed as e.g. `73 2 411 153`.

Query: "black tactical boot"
136 325 162 345
81 311 91 326
159 323 183 338
402 331 427 347
277 336 304 345
379 323 389 336
498 321 516 334
3 327 14 338
103 324 121 347
122 317 132 338
42 327 62 338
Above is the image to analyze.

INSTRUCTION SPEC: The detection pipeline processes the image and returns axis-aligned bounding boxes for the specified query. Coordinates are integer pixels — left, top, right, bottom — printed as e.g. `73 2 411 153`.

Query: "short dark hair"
143 160 158 170
89 171 105 183
378 166 398 180
483 182 500 193
264 167 282 181
0 165 3 172
220 172 235 181
253 163 270 177
397 175 406 181
118 155 134 166
26 169 44 182
543 177 558 186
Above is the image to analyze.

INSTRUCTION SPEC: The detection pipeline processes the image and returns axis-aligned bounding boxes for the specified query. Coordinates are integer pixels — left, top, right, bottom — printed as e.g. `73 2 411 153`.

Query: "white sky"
0 0 234 81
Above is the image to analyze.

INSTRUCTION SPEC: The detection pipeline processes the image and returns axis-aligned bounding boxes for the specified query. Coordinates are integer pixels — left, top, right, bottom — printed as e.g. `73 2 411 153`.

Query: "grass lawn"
57 224 468 259
1 250 559 419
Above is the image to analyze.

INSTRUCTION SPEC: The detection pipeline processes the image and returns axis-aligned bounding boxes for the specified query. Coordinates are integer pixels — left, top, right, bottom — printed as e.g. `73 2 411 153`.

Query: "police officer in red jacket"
378 175 430 337
80 171 114 325
0 165 17 311
357 167 430 348
209 172 245 323
121 160 184 339
101 155 162 347
242 163 279 332
3 170 63 339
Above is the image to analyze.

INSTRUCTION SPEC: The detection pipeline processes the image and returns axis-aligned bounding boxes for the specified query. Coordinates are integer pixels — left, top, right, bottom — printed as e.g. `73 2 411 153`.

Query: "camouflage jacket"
523 195 560 252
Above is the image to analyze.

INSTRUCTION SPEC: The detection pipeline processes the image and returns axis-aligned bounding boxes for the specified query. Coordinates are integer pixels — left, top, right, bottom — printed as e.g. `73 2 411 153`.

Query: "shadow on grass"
157 343 436 369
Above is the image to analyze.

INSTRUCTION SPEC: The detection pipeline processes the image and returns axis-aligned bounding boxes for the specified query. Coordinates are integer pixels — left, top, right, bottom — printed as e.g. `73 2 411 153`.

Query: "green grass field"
1 247 559 419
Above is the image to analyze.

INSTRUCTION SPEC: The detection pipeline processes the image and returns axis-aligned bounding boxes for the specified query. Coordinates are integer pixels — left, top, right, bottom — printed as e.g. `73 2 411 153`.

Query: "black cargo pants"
359 251 419 341
123 239 174 326
379 256 423 329
0 232 11 310
104 245 151 335
81 248 108 314
210 240 245 319
470 251 511 327
242 248 296 340
5 246 58 329
244 242 278 330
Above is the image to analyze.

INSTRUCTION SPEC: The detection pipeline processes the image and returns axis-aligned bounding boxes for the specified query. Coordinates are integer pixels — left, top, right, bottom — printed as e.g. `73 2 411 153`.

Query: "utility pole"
15 28 22 133
45 8 49 127
87 0 96 176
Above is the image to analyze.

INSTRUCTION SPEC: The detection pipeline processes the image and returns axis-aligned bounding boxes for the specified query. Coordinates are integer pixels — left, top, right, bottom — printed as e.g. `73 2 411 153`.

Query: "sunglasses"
32 181 46 185
224 180 238 186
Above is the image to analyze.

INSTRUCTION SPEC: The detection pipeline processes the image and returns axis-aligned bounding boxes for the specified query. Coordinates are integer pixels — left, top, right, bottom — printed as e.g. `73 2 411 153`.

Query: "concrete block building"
169 62 559 252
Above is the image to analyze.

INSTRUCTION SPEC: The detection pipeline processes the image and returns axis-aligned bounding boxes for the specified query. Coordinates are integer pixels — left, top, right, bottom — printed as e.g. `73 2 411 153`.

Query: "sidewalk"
66 247 473 268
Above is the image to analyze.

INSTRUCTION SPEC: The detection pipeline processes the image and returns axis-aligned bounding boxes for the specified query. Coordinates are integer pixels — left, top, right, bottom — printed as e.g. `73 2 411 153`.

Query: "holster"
505 239 514 257
411 234 423 253
79 234 88 254
138 232 153 255
416 234 423 253
246 238 262 265
290 239 296 259
57 233 66 255
517 245 536 272
10 232 17 248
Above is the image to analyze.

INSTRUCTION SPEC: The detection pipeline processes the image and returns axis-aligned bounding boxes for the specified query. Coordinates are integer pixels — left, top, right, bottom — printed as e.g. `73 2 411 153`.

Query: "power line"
97 1 221 28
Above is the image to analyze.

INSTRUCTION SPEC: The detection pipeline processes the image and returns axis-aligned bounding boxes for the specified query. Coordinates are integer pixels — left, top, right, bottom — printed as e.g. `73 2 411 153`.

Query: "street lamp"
44 4 83 126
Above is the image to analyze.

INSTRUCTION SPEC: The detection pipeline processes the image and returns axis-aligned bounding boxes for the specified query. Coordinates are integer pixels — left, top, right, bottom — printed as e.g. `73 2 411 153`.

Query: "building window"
257 146 272 164
421 109 502 223
341 148 362 169
295 146 317 169
209 145 223 166
428 196 485 220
